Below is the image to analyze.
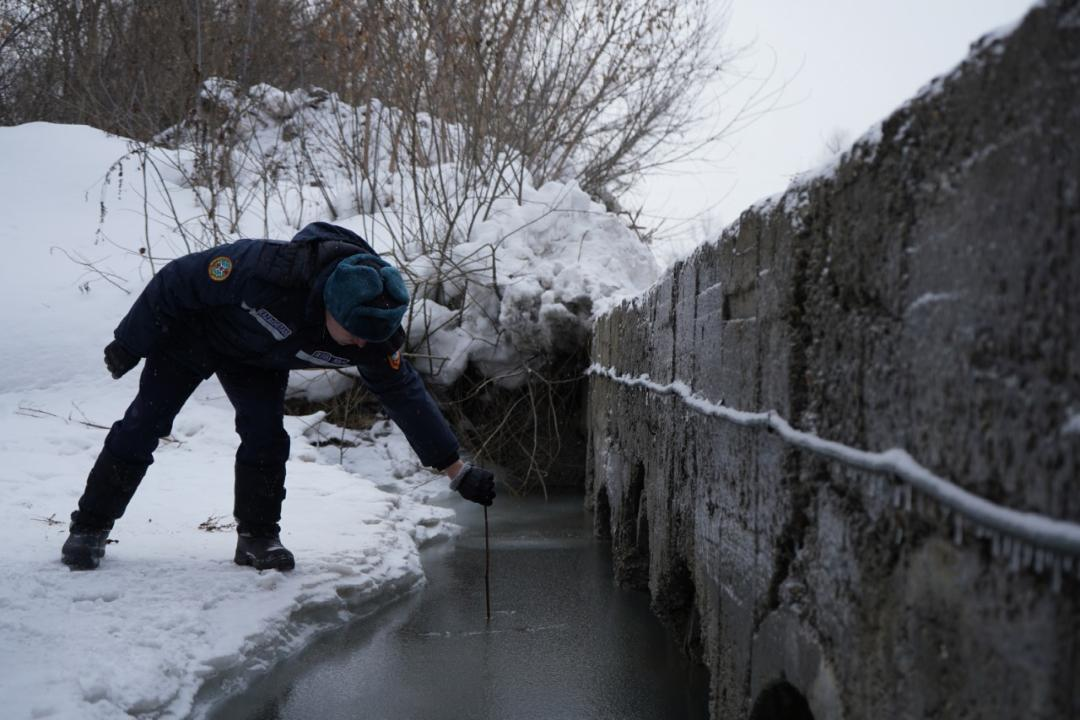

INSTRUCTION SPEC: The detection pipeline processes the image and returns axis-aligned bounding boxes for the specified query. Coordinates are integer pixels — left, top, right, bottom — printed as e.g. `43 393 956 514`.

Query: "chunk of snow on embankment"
391 175 661 387
587 363 1080 558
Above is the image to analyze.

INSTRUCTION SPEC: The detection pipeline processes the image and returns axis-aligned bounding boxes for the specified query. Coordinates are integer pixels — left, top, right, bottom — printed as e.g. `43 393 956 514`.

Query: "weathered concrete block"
588 2 1080 718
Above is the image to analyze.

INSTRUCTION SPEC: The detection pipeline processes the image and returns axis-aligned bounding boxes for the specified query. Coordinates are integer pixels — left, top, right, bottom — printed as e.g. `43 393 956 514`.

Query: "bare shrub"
4 0 733 210
0 0 312 136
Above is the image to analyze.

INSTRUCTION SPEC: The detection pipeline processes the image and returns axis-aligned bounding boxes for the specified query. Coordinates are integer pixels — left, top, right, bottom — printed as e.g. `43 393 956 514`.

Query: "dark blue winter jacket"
113 222 460 470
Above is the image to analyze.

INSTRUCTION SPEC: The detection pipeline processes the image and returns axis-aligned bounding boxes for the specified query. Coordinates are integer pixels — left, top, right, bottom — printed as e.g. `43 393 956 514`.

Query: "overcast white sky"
635 0 1039 260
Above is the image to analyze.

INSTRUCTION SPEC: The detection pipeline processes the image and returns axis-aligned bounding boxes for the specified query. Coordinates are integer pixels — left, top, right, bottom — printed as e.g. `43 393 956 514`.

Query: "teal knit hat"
323 254 410 342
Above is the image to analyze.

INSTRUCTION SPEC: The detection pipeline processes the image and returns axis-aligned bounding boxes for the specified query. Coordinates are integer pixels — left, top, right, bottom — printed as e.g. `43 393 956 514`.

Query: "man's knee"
236 425 290 467
104 418 164 467
107 354 201 464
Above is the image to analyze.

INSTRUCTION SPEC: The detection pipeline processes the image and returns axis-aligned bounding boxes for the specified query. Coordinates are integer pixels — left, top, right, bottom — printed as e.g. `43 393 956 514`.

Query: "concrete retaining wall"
587 3 1080 718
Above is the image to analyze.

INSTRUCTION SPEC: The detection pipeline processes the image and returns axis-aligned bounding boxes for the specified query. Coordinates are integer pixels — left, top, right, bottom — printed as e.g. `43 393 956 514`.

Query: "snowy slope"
0 123 459 718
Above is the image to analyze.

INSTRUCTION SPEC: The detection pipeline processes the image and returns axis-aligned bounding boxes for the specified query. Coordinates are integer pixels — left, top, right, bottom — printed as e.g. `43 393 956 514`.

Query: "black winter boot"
61 511 114 570
234 527 295 571
233 462 286 528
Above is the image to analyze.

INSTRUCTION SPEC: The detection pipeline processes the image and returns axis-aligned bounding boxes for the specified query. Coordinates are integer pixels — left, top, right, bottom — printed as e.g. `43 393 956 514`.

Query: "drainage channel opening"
748 680 814 720
595 484 612 540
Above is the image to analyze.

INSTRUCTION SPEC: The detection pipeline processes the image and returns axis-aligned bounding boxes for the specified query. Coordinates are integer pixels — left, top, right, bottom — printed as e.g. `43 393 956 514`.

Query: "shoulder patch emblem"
388 350 401 371
208 256 233 282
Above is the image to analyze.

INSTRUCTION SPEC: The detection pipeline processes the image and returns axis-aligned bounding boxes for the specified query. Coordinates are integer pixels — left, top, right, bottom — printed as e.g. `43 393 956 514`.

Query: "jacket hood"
290 221 368 246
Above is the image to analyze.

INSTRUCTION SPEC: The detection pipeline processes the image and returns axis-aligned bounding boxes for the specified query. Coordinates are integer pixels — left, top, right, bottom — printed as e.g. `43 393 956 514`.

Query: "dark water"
214 494 709 720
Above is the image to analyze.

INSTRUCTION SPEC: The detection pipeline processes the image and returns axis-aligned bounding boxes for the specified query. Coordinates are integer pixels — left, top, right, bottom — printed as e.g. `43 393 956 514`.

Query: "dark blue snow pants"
77 349 291 533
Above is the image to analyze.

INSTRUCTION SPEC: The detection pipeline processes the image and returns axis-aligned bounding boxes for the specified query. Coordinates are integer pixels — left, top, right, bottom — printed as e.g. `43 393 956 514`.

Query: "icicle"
1065 556 1075 573
952 515 963 546
1052 557 1063 593
1009 541 1021 573
895 527 904 545
893 486 902 509
1034 549 1045 574
903 485 913 512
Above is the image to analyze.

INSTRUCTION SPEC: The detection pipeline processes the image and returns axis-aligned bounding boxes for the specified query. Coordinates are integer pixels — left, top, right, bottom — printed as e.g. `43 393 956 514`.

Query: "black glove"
450 464 495 506
103 340 139 379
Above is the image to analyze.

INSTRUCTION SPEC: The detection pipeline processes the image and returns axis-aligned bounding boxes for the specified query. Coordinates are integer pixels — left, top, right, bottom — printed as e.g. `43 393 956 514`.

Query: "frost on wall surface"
588 2 1080 719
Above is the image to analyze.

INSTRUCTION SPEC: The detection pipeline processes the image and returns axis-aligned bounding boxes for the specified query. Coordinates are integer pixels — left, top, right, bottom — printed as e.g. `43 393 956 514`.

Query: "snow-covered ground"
0 123 462 719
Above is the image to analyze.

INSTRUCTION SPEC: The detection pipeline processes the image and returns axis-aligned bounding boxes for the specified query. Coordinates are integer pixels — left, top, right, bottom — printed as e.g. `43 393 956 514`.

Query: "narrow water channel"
213 493 709 720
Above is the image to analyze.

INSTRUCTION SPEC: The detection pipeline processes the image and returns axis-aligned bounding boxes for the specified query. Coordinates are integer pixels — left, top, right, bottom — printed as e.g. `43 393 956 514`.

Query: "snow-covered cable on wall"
587 363 1080 559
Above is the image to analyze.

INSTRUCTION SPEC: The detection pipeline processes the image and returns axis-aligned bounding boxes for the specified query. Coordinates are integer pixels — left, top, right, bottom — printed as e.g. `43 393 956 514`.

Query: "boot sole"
61 548 104 571
234 550 295 572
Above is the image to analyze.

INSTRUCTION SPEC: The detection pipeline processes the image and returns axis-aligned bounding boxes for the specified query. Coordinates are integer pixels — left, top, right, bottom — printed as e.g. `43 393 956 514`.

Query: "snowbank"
0 123 459 718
